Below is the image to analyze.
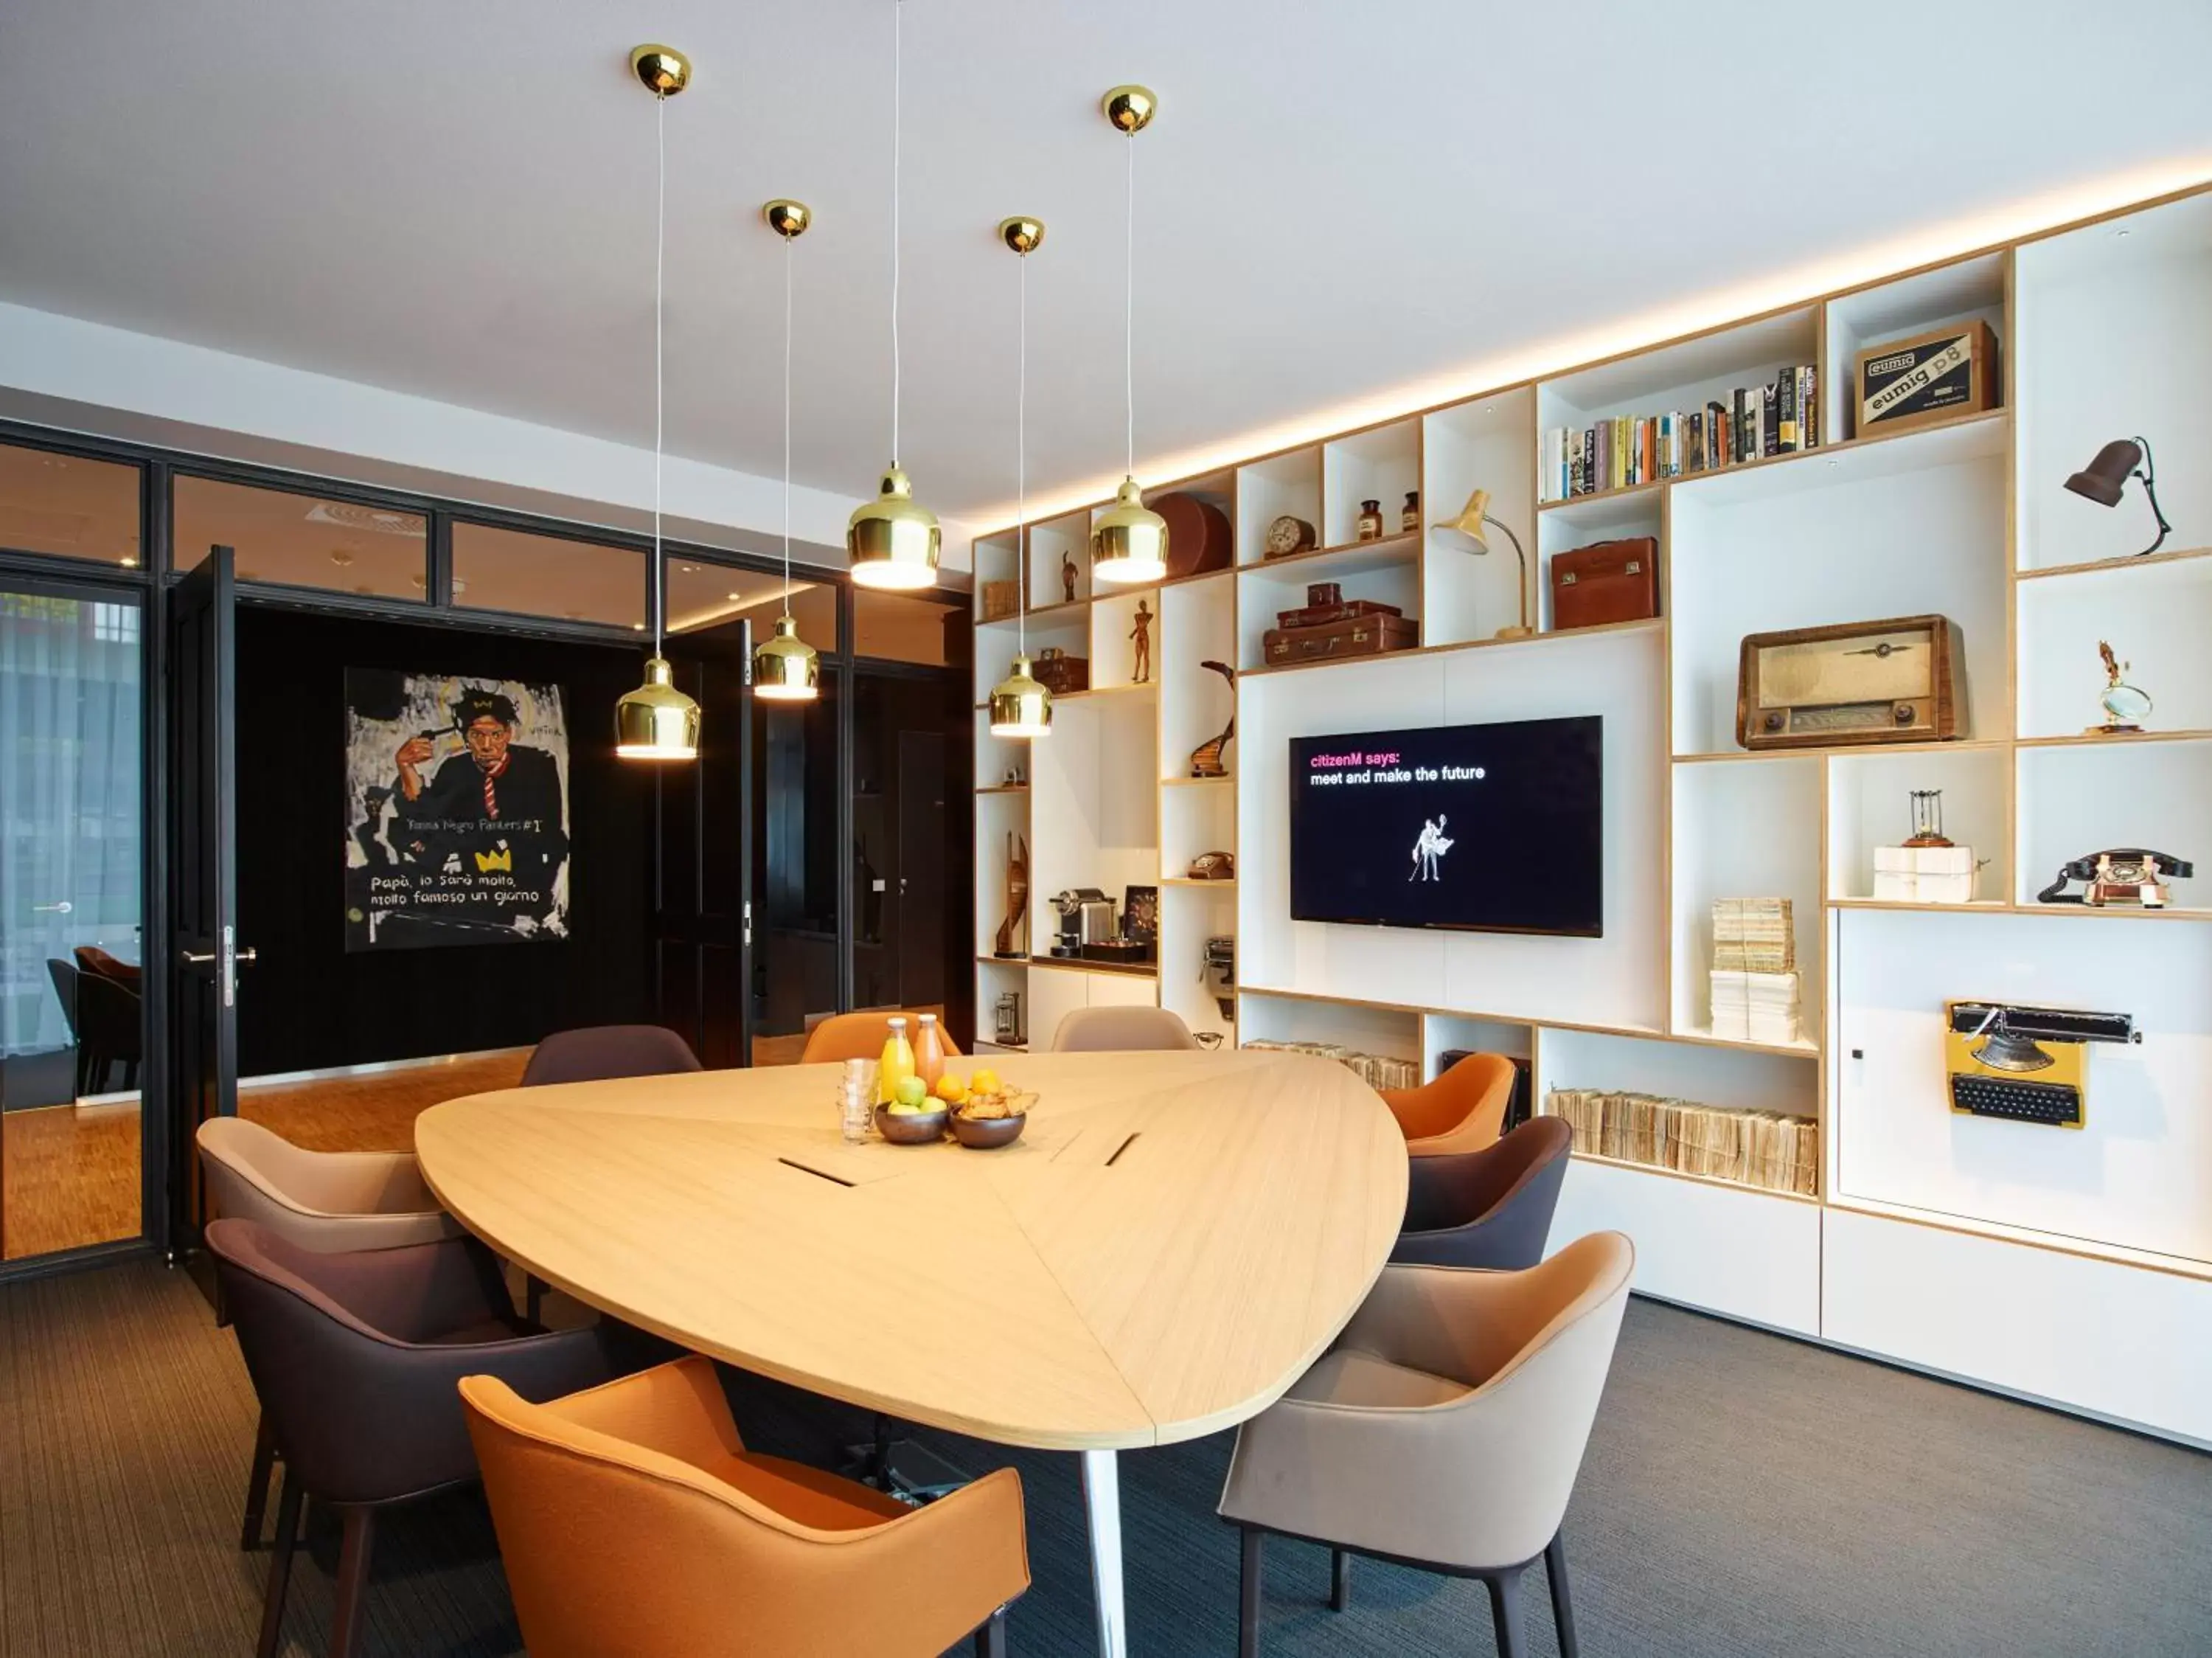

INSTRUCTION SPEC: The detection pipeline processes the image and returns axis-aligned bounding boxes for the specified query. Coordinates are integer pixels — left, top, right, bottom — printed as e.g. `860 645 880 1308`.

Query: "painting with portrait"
343 670 570 951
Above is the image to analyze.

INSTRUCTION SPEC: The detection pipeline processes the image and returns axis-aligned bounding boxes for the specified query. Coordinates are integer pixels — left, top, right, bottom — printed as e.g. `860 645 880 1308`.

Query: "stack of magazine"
1241 1038 1419 1092
1545 1088 1818 1196
1540 364 1818 501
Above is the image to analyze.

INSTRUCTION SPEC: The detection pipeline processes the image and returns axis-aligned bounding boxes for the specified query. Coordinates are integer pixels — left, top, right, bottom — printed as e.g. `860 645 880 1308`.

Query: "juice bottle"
913 1013 947 1092
876 1016 915 1105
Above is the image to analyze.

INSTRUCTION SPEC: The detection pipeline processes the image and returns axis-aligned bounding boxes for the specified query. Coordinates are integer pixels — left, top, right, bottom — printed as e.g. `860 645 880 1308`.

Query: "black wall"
234 606 655 1076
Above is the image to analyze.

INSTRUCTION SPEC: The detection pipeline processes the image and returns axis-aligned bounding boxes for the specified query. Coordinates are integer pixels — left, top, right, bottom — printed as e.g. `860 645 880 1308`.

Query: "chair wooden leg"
254 1475 302 1658
1545 1533 1579 1658
1239 1527 1263 1658
1484 1568 1528 1658
973 1605 1007 1657
1329 1547 1352 1612
524 1273 545 1325
329 1506 377 1658
240 1413 276 1550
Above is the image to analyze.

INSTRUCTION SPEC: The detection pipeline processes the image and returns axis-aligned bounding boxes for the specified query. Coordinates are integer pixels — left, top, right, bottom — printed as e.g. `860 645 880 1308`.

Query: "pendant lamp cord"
1017 247 1028 657
1124 131 1135 476
652 90 667 656
890 0 904 469
782 231 793 617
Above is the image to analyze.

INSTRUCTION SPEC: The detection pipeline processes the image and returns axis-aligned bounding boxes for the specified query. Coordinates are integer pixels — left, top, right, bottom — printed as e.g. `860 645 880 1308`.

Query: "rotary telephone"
2036 847 2192 909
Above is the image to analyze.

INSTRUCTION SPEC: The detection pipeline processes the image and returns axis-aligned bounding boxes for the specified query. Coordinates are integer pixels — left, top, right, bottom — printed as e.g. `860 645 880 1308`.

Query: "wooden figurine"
1061 552 1077 605
1189 659 1236 777
994 832 1029 957
1130 600 1153 684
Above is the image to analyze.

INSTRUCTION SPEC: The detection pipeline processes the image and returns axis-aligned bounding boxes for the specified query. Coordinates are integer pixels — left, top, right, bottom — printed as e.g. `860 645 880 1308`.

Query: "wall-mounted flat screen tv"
1288 716 1603 937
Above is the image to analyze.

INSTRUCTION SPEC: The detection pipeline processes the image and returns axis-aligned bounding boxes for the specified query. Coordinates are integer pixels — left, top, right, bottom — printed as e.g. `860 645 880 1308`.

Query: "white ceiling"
2 1 2210 531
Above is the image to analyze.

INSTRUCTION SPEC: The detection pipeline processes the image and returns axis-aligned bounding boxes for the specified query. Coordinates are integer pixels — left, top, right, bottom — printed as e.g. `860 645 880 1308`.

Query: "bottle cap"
918 1013 937 1025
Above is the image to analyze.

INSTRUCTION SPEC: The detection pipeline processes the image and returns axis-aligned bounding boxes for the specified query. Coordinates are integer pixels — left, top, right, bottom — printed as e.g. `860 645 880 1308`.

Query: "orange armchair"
462 1356 1028 1657
800 1010 962 1065
1379 1052 1517 1157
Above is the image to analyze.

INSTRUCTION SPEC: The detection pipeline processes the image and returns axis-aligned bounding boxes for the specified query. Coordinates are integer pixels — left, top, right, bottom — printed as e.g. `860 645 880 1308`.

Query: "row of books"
1540 364 1819 502
1241 1038 1420 1093
1545 1088 1818 1196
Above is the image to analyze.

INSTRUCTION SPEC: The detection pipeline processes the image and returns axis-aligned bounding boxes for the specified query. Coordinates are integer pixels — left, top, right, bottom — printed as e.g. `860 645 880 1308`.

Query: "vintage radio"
980 579 1020 622
1736 615 1964 749
1030 646 1090 695
1550 537 1658 631
1154 491 1233 580
1853 320 2000 437
1262 612 1419 666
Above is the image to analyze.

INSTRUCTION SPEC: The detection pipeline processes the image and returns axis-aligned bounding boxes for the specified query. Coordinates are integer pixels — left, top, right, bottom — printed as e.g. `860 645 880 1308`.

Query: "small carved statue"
1061 552 1077 605
994 832 1029 957
1130 600 1153 684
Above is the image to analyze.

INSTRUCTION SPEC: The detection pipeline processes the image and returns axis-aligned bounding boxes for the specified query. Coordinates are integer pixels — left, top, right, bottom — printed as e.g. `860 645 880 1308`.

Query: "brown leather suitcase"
1262 612 1419 666
1031 647 1090 694
1551 537 1658 631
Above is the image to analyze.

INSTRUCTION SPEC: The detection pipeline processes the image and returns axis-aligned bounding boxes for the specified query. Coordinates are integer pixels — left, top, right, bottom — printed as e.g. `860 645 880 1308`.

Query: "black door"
166 544 248 1249
653 621 754 1069
895 729 947 1009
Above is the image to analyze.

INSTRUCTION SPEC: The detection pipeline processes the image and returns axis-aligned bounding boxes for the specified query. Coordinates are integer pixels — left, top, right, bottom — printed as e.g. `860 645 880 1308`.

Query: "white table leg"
1081 1448 1127 1658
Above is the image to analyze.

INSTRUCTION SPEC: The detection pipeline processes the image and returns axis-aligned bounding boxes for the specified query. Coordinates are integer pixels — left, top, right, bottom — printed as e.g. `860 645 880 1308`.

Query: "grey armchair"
1218 1232 1635 1657
206 1218 627 1658
1392 1116 1573 1271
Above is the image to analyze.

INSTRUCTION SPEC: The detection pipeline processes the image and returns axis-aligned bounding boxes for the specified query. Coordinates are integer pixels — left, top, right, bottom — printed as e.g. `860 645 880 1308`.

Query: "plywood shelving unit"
974 183 2212 1444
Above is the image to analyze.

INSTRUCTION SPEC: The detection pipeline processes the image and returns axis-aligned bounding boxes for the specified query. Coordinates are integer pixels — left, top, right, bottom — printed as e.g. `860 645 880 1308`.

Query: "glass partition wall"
0 421 972 1272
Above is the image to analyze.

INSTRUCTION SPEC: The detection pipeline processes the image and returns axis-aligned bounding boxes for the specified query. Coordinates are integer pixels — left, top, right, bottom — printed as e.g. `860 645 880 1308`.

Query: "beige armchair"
1217 1231 1634 1657
196 1115 463 1553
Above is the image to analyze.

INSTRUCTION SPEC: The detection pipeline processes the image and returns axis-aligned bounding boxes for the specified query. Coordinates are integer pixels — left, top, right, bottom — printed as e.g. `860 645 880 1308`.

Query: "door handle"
181 949 217 965
235 948 258 965
34 901 74 914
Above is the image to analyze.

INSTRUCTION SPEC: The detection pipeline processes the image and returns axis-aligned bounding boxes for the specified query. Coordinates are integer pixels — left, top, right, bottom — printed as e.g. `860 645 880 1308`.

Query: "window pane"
452 523 645 629
665 558 838 651
173 476 424 599
852 588 956 665
0 443 141 567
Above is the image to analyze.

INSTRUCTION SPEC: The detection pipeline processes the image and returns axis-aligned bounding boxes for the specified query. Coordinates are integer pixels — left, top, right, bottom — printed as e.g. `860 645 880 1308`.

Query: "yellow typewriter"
1944 1001 2140 1130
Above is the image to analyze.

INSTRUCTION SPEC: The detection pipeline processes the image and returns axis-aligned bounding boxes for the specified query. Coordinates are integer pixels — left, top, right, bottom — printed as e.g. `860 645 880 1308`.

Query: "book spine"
1761 384 1778 457
1802 364 1818 449
1778 370 1798 452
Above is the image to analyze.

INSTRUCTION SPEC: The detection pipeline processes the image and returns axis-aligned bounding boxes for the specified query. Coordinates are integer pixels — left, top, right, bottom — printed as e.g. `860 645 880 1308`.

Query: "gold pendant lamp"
754 198 821 701
847 0 942 591
615 44 703 760
990 216 1052 740
1090 84 1168 586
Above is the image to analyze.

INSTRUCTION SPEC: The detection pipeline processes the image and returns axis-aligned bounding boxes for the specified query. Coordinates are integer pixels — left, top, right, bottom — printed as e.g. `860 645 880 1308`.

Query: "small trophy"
2088 640 2151 735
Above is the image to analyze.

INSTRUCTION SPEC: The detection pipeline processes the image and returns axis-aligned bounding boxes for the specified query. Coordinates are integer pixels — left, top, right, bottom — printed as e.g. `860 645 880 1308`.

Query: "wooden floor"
1 1051 529 1261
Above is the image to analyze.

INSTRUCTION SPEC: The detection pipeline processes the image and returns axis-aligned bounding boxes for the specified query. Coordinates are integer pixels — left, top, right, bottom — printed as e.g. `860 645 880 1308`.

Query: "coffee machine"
1048 888 1113 957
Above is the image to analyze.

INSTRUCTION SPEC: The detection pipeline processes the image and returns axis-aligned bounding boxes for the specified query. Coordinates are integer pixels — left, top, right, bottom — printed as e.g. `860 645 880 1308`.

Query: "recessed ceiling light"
680 563 698 573
631 622 646 631
119 555 139 567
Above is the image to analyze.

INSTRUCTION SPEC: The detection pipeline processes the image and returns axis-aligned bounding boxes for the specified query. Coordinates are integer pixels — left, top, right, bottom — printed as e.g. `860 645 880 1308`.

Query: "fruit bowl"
949 1111 1027 1149
874 1103 950 1145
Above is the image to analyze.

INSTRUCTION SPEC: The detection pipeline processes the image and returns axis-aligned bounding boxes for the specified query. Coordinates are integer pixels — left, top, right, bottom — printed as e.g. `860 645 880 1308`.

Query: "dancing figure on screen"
1408 814 1454 882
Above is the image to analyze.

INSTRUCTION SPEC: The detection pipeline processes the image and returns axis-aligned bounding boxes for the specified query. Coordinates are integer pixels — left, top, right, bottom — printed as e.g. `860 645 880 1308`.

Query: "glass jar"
1356 499 1383 541
1401 490 1420 533
840 1058 876 1143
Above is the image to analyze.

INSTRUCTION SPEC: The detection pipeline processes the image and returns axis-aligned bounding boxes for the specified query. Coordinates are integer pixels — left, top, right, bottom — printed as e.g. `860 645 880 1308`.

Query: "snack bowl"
874 1104 950 1145
949 1111 1027 1150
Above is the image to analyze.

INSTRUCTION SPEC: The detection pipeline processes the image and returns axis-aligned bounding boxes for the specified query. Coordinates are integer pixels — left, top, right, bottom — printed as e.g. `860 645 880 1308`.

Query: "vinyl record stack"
1709 897 1801 1045
1240 1038 1420 1092
1545 1088 1818 1196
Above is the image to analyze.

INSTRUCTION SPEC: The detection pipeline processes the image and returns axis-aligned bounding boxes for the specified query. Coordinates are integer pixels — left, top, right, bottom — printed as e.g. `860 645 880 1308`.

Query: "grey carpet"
1 1257 2208 1657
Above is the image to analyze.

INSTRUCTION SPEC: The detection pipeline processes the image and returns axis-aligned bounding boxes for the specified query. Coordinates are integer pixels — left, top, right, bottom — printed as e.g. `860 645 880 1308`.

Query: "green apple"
893 1075 930 1109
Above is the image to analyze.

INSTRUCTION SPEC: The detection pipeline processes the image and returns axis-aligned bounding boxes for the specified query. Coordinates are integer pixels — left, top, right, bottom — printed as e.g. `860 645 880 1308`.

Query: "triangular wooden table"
417 1048 1408 1656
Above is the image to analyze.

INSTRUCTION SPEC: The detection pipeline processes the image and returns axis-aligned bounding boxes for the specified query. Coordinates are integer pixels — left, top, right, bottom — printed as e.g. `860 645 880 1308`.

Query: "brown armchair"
800 1010 964 1064
1219 1232 1634 1657
1378 1052 1517 1157
205 1218 627 1658
1049 1006 1201 1052
462 1356 1029 1657
520 1023 702 1086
